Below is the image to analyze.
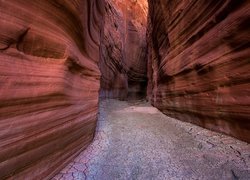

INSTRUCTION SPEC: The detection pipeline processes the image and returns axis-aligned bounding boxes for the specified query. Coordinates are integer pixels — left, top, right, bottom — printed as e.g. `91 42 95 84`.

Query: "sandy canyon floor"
53 99 250 180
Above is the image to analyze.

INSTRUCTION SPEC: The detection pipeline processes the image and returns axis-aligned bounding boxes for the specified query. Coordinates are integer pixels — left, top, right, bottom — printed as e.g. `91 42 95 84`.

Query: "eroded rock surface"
147 0 250 142
0 0 103 178
100 0 148 100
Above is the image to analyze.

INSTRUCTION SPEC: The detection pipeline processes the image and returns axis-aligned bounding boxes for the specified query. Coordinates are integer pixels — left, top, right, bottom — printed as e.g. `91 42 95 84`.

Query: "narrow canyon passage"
54 99 250 180
0 0 250 179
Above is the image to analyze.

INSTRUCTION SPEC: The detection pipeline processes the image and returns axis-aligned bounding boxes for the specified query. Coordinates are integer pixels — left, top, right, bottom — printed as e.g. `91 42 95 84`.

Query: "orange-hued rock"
0 0 103 179
100 0 148 100
147 0 250 142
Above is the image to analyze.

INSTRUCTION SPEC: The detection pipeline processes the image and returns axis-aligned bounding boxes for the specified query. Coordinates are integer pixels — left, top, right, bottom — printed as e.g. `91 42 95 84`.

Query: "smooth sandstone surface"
0 0 103 179
147 0 250 142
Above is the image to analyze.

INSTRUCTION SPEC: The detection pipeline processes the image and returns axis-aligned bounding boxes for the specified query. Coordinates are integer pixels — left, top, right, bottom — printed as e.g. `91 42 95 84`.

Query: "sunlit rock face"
0 0 103 178
100 0 148 100
147 0 250 142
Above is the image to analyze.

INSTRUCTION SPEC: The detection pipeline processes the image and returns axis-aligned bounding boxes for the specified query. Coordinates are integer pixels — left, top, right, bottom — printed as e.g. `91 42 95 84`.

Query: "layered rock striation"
147 0 250 142
100 0 148 100
0 0 103 178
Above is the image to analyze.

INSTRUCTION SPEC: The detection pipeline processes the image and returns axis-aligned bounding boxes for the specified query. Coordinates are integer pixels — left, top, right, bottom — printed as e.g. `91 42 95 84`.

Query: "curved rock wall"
100 0 148 100
147 0 250 142
0 0 103 178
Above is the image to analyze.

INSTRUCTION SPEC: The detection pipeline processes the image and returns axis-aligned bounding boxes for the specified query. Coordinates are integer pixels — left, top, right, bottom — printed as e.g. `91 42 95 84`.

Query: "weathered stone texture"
147 0 250 142
0 0 103 178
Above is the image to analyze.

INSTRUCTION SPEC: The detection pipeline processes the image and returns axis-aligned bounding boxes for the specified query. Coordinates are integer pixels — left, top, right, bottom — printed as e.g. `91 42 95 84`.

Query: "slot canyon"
0 0 249 179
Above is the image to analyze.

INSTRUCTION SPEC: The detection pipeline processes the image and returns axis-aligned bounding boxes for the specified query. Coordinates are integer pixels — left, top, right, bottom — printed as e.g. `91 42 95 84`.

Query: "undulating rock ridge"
147 0 250 142
0 0 104 179
100 0 148 100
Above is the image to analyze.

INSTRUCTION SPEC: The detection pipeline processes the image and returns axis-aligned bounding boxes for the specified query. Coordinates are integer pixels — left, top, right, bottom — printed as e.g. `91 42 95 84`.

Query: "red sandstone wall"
147 0 250 142
0 0 104 178
100 0 148 100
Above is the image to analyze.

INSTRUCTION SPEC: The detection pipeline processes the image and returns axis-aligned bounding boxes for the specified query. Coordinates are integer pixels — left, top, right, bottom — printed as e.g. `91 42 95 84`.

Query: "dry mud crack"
54 99 250 180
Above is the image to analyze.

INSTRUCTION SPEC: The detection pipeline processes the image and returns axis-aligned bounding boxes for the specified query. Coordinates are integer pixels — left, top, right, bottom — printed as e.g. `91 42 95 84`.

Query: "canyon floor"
53 99 250 180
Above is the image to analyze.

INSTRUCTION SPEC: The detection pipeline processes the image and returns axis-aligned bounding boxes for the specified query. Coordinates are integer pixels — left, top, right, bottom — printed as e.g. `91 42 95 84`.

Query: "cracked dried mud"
54 99 250 180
